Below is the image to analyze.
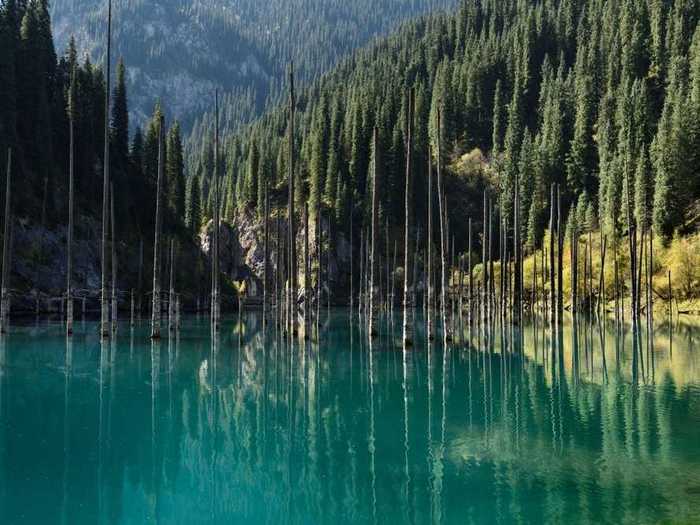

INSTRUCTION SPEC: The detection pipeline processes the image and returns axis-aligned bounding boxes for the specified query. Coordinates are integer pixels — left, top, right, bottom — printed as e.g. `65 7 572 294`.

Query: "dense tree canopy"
187 0 700 253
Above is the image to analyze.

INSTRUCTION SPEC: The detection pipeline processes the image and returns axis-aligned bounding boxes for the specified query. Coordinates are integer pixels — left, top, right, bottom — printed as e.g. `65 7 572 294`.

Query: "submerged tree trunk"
303 201 310 338
66 69 76 336
402 90 414 346
1 149 12 334
212 92 221 330
111 182 117 333
263 186 269 326
369 127 380 338
168 239 175 332
426 147 434 340
549 183 555 325
100 0 113 338
150 115 165 340
436 110 449 343
288 63 297 337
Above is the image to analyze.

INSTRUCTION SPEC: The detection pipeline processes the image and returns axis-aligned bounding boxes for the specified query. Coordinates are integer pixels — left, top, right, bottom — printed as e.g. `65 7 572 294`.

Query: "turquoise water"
0 312 699 524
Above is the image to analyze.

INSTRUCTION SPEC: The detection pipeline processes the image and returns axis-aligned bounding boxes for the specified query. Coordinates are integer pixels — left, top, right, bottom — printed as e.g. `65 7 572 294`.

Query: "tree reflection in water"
0 312 698 524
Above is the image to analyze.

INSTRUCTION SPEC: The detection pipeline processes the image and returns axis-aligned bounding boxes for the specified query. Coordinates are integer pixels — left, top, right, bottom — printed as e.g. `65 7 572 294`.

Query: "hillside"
50 0 458 129
187 0 700 252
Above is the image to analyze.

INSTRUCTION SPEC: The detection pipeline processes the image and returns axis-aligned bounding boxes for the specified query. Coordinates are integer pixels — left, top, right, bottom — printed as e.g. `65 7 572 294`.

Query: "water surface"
0 312 699 524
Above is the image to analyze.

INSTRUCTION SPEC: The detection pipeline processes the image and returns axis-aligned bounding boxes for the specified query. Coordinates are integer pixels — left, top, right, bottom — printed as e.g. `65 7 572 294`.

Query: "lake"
0 312 699 524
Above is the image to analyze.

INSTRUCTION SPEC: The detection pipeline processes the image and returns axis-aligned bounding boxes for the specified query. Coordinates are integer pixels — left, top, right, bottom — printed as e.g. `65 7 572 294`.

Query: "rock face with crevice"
198 209 350 302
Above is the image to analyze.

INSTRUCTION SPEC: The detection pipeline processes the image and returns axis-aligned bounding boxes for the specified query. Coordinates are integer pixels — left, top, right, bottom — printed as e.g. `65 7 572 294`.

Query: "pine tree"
166 121 185 226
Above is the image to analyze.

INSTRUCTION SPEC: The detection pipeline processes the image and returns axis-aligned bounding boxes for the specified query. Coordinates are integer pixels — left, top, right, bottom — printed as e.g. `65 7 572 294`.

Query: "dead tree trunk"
111 182 117 332
168 239 175 332
436 110 449 343
288 63 297 336
1 149 12 334
100 0 113 338
263 186 269 326
212 91 221 330
369 127 380 337
402 90 414 346
549 183 555 325
66 69 76 335
150 115 165 340
427 147 434 339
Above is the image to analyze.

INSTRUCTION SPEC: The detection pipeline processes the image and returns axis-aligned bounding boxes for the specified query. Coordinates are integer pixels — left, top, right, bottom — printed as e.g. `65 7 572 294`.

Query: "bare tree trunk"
513 174 521 325
482 192 488 326
150 115 165 340
263 186 269 326
427 147 433 340
436 110 449 343
111 182 117 333
549 183 555 325
317 200 322 338
402 90 414 346
100 0 113 338
1 149 12 334
137 238 143 316
391 240 397 317
385 220 390 312
468 217 473 326
349 211 354 319
168 239 175 332
303 202 309 338
67 69 76 336
212 91 221 330
556 185 563 325
275 216 280 323
369 127 380 338
288 63 297 337
597 234 607 317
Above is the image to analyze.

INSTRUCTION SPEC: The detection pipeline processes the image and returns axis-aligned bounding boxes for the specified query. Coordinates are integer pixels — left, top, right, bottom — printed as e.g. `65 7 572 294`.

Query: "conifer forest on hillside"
2 0 700 322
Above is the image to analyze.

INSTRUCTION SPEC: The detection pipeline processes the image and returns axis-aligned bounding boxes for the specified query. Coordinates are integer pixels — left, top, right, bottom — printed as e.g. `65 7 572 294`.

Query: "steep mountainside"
51 0 457 128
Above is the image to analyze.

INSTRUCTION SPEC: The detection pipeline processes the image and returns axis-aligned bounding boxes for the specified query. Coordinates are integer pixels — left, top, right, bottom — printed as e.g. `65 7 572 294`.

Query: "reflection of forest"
0 314 699 524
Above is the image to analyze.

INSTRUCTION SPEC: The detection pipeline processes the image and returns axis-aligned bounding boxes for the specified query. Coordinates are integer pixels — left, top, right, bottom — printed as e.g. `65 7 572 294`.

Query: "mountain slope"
51 0 457 128
185 0 700 252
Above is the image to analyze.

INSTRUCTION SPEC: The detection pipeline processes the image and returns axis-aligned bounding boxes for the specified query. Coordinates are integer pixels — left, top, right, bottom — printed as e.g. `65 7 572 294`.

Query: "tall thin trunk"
436 110 449 343
513 174 521 324
571 224 577 315
1 149 12 333
482 192 488 326
263 186 269 325
349 211 354 318
137 238 143 315
402 90 414 346
110 182 117 332
275 216 281 321
100 0 113 338
391 240 397 316
468 217 473 324
385 220 390 311
549 183 555 325
369 127 380 337
288 63 297 336
556 185 563 324
212 91 220 330
316 197 322 337
427 147 433 339
67 69 76 336
150 115 165 340
303 202 309 337
168 238 175 332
